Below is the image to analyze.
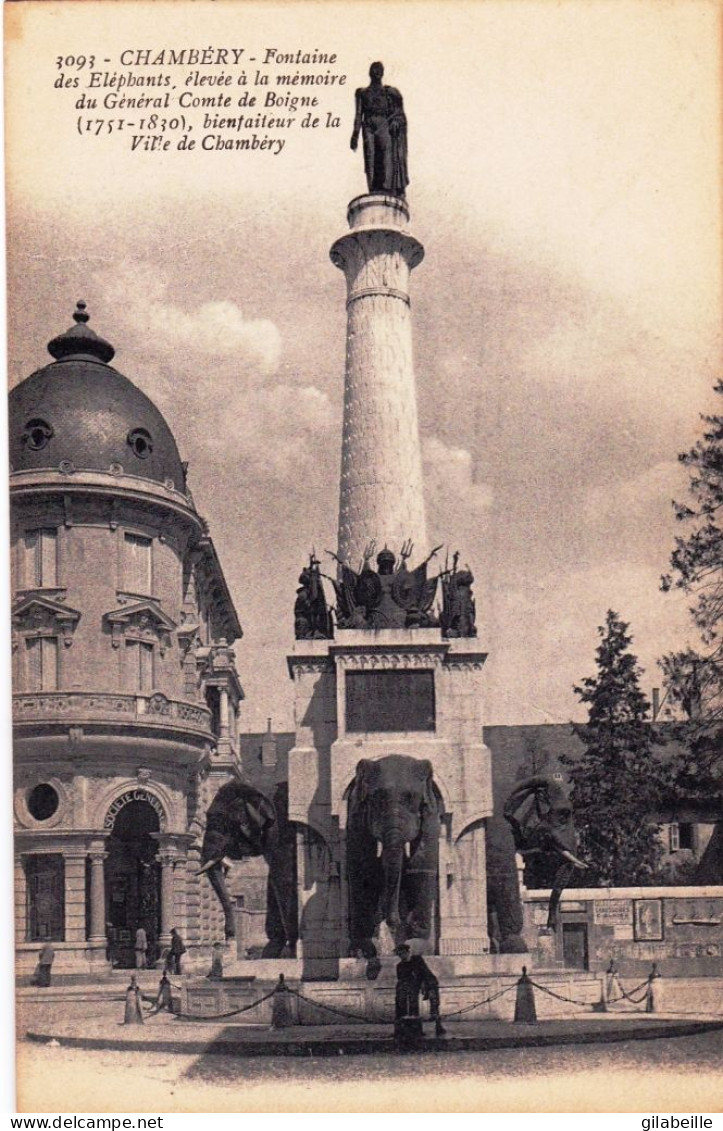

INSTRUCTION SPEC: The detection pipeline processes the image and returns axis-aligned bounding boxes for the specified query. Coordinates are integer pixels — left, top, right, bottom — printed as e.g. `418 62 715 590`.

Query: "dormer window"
127 428 153 460
22 418 53 451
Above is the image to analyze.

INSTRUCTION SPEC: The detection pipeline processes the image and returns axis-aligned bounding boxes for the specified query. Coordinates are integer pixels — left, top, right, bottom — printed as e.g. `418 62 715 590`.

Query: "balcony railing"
13 690 212 738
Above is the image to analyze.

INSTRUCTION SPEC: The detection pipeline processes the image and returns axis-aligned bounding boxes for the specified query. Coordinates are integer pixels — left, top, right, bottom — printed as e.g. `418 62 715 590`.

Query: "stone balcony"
12 690 212 743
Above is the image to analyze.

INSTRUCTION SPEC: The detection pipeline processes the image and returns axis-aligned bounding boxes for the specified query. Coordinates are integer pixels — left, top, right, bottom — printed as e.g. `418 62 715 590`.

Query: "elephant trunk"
379 827 406 931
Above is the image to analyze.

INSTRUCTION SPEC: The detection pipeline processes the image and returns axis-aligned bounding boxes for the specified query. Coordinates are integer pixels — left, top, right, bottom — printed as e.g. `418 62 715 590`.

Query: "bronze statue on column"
351 62 409 198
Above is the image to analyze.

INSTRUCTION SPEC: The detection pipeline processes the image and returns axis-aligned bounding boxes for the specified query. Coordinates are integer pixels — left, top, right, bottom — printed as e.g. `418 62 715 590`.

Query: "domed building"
11 302 243 973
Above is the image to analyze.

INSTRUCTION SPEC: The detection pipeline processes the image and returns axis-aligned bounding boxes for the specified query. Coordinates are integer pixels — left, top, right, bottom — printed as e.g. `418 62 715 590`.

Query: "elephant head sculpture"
347 754 440 958
198 780 298 956
503 775 588 929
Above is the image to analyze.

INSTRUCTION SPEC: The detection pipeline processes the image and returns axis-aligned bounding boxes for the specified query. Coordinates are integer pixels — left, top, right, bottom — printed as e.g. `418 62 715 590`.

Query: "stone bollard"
270 973 293 1029
513 966 538 1024
645 962 662 1013
123 974 145 1025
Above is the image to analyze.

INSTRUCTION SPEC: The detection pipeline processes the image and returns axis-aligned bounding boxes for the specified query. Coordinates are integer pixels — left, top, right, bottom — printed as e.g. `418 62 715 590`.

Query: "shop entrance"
105 800 161 968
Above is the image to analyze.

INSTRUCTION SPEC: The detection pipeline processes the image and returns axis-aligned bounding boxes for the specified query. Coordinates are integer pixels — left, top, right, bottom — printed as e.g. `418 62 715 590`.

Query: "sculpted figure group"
294 541 477 639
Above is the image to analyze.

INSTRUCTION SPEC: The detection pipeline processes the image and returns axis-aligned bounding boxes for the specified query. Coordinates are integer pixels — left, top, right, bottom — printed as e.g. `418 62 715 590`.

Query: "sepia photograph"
5 0 723 1115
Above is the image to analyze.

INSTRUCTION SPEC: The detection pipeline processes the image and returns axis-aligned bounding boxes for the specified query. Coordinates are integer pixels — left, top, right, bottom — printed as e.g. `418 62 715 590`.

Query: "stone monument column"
331 194 427 567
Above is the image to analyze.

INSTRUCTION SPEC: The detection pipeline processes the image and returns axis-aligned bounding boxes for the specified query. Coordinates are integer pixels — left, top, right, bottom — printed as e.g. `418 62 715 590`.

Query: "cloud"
423 435 494 516
97 261 281 375
233 383 337 481
584 460 687 525
145 299 281 373
485 560 693 726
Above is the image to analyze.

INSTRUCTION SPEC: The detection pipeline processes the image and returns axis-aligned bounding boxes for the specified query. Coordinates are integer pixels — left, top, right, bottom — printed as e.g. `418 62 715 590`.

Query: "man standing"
32 941 55 987
394 943 445 1045
134 925 147 969
351 62 409 198
169 928 186 975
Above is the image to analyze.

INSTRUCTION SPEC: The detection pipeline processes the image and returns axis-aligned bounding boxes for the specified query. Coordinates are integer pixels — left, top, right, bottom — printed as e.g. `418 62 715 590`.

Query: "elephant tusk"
222 857 234 873
560 849 588 869
376 841 383 858
196 857 222 876
405 842 411 858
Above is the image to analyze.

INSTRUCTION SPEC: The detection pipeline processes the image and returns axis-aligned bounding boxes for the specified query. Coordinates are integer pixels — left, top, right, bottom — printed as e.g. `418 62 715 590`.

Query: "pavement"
16 977 723 1058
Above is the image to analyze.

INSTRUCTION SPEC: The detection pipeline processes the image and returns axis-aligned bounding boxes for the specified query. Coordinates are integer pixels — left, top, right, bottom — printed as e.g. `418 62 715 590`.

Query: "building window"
679 823 694 850
27 784 60 822
25 855 65 941
23 528 58 589
22 418 53 452
26 636 58 692
205 686 221 737
127 428 153 460
126 640 154 693
124 533 152 595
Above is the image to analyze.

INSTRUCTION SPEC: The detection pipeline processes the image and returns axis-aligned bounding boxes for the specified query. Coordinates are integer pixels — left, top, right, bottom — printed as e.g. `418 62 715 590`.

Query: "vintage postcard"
6 0 722 1115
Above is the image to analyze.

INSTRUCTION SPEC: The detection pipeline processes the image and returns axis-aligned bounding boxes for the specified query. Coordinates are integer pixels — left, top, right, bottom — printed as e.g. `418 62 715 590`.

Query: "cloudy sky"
6 0 721 730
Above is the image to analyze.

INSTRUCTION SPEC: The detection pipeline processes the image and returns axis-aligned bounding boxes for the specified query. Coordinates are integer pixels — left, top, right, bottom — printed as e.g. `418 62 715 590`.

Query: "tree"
661 380 723 802
562 611 666 886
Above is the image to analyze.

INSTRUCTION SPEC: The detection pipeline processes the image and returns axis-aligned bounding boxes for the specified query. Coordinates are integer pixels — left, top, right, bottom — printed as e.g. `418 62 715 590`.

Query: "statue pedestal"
287 627 492 963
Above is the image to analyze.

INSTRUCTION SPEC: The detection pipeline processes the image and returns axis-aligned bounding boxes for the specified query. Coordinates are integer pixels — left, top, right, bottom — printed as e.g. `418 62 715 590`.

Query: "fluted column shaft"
331 194 427 568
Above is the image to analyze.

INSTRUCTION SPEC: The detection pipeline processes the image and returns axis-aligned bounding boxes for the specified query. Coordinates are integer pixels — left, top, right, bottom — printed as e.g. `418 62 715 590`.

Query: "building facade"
11 303 243 973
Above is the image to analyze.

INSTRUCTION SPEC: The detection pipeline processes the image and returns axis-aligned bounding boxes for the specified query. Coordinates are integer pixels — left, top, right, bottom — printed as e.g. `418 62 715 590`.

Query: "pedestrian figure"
513 966 538 1024
169 928 186 975
134 925 147 969
124 974 145 1025
393 944 445 1047
646 962 663 1013
270 973 293 1029
154 971 173 1013
605 958 622 1005
31 941 55 987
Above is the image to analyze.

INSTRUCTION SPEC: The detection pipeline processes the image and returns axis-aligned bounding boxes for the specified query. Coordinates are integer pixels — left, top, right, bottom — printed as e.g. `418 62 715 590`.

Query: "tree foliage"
661 379 723 803
562 611 666 886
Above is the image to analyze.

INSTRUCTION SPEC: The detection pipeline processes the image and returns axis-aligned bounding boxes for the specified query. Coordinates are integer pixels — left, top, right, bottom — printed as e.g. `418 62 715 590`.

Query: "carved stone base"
439 937 490 956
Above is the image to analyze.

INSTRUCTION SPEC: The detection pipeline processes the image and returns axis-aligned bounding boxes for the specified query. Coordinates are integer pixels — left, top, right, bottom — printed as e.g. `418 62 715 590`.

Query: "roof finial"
47 300 115 364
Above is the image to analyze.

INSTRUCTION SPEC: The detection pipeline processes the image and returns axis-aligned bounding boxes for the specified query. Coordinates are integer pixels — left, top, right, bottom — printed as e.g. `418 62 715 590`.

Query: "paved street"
16 1021 723 1113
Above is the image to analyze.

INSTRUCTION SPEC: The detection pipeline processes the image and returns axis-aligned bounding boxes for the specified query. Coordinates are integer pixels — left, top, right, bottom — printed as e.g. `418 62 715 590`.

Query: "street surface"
16 1030 723 1113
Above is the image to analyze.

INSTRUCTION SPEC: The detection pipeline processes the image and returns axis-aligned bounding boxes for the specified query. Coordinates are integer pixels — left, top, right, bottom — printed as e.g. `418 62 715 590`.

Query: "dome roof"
9 302 186 492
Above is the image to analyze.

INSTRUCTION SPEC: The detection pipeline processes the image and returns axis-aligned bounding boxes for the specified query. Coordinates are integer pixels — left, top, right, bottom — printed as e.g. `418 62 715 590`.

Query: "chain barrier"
290 980 519 1024
528 979 599 1008
607 978 650 1006
288 987 371 1023
177 987 277 1022
439 983 517 1020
